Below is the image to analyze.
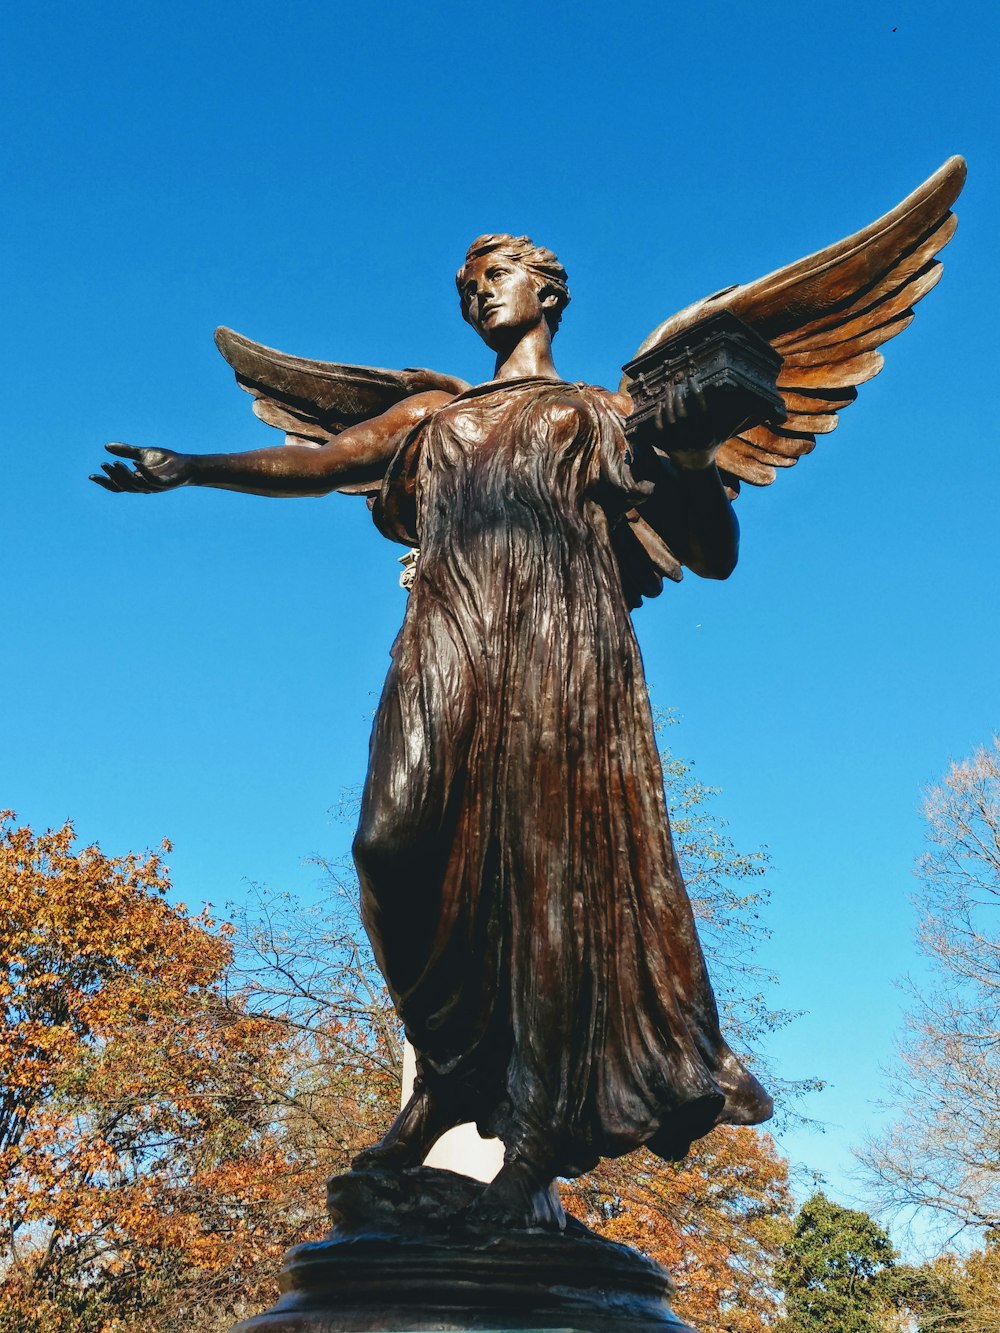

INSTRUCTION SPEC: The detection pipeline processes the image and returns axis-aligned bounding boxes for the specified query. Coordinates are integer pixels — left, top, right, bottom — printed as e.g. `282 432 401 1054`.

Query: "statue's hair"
456 234 571 334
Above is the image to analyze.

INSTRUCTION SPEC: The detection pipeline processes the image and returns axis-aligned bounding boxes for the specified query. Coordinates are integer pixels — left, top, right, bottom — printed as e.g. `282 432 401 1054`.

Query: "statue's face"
460 254 553 349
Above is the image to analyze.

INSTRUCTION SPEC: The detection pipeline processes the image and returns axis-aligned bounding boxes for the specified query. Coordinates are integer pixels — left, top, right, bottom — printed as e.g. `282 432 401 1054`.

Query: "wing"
622 156 966 496
214 326 470 495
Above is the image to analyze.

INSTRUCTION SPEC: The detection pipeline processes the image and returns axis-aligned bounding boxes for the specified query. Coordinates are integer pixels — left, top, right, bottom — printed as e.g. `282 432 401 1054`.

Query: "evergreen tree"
777 1193 898 1332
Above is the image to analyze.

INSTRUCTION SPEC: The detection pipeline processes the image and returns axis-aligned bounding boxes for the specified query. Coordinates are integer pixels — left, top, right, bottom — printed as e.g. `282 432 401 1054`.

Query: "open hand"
90 443 194 493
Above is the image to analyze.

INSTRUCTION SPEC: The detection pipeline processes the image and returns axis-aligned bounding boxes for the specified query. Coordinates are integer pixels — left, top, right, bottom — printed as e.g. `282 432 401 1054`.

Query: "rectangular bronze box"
622 310 786 444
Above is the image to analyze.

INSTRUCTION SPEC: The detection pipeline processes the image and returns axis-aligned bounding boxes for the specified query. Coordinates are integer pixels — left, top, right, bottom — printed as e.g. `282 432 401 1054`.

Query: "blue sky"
2 1 997 1232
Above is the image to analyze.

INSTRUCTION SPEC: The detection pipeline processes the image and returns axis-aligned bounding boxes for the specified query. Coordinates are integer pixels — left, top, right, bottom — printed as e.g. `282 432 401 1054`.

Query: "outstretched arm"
91 391 453 498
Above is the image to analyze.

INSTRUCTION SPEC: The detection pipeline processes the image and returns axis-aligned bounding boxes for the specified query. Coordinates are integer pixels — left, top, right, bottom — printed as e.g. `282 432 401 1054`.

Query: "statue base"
230 1168 695 1333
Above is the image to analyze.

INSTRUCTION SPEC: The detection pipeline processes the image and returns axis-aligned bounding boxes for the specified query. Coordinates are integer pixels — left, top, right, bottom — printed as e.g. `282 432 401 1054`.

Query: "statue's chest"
427 393 581 480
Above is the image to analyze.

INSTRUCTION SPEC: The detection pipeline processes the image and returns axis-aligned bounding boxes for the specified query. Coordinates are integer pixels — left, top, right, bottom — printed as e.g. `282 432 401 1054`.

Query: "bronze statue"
92 160 965 1245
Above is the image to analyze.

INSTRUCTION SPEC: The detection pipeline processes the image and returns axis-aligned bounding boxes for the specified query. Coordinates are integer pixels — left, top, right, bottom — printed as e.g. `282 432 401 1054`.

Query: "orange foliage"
562 1126 792 1332
0 814 396 1333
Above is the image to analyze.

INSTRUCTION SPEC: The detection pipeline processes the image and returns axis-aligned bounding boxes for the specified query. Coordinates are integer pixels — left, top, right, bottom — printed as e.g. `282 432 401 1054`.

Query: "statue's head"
456 235 571 345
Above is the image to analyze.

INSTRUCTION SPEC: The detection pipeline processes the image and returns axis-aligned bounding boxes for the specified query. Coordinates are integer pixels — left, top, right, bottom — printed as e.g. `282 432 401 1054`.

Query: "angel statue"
93 158 965 1233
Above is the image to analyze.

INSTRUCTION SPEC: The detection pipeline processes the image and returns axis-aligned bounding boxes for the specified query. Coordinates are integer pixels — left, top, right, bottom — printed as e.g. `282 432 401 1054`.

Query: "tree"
563 1128 793 1331
949 1236 1000 1332
0 811 410 1333
776 1193 898 1333
858 738 1000 1238
0 814 305 1333
887 1238 1000 1333
222 873 402 1189
888 1254 965 1332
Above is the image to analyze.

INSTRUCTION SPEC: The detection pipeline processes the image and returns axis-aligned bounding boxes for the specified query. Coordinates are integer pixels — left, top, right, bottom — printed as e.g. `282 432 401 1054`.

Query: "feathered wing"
616 156 966 601
214 326 470 495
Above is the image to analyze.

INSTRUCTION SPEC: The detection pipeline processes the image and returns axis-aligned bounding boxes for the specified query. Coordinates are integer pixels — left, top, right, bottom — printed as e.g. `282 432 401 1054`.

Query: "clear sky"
2 0 997 1233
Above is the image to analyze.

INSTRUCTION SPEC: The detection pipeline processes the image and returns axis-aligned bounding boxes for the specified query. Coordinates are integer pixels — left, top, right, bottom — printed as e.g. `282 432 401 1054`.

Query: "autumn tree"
942 1236 1000 1332
222 873 401 1191
563 1128 793 1331
870 1237 1000 1333
775 1193 899 1333
858 738 1000 1238
0 814 305 1333
886 1253 966 1332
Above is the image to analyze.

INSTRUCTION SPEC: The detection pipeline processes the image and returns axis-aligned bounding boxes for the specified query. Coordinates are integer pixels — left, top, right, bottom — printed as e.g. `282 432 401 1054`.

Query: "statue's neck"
492 322 560 382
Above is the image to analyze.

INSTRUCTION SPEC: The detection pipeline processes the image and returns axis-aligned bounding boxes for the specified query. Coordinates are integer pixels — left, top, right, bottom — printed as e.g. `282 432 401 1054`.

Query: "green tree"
776 1193 898 1332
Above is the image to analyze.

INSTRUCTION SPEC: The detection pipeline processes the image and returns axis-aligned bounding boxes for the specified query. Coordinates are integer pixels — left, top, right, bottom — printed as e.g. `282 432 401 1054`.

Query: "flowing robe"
354 376 771 1176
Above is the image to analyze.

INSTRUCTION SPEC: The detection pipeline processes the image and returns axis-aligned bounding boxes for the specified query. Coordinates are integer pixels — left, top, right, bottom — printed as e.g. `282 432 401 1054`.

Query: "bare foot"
468 1154 566 1231
352 1084 458 1172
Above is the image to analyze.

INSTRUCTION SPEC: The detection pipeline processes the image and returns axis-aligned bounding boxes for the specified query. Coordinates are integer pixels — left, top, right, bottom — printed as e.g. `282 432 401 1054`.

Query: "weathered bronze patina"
93 157 965 1330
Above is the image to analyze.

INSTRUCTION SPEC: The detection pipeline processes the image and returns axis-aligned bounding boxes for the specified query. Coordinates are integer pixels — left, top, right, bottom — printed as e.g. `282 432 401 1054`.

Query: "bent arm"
624 379 739 580
640 454 740 580
94 391 453 498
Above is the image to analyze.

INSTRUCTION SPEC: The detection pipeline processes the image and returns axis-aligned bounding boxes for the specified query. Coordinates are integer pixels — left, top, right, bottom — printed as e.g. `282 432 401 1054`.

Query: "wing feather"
782 309 915 357
214 326 469 457
778 350 885 384
777 214 955 344
716 444 776 487
250 396 331 443
780 411 842 434
625 157 965 507
779 274 932 351
739 425 817 460
781 388 858 414
620 158 964 602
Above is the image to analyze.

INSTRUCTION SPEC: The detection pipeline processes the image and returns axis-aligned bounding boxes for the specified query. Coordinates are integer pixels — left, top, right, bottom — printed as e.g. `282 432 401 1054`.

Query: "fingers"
94 443 176 493
665 381 708 428
92 461 163 493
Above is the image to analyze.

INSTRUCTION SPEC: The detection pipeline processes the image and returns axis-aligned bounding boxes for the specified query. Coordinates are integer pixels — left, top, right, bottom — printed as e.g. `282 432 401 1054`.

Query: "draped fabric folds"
355 377 771 1176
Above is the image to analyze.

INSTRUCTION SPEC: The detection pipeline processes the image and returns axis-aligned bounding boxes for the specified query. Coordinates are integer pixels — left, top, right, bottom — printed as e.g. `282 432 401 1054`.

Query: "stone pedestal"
230 1168 695 1333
